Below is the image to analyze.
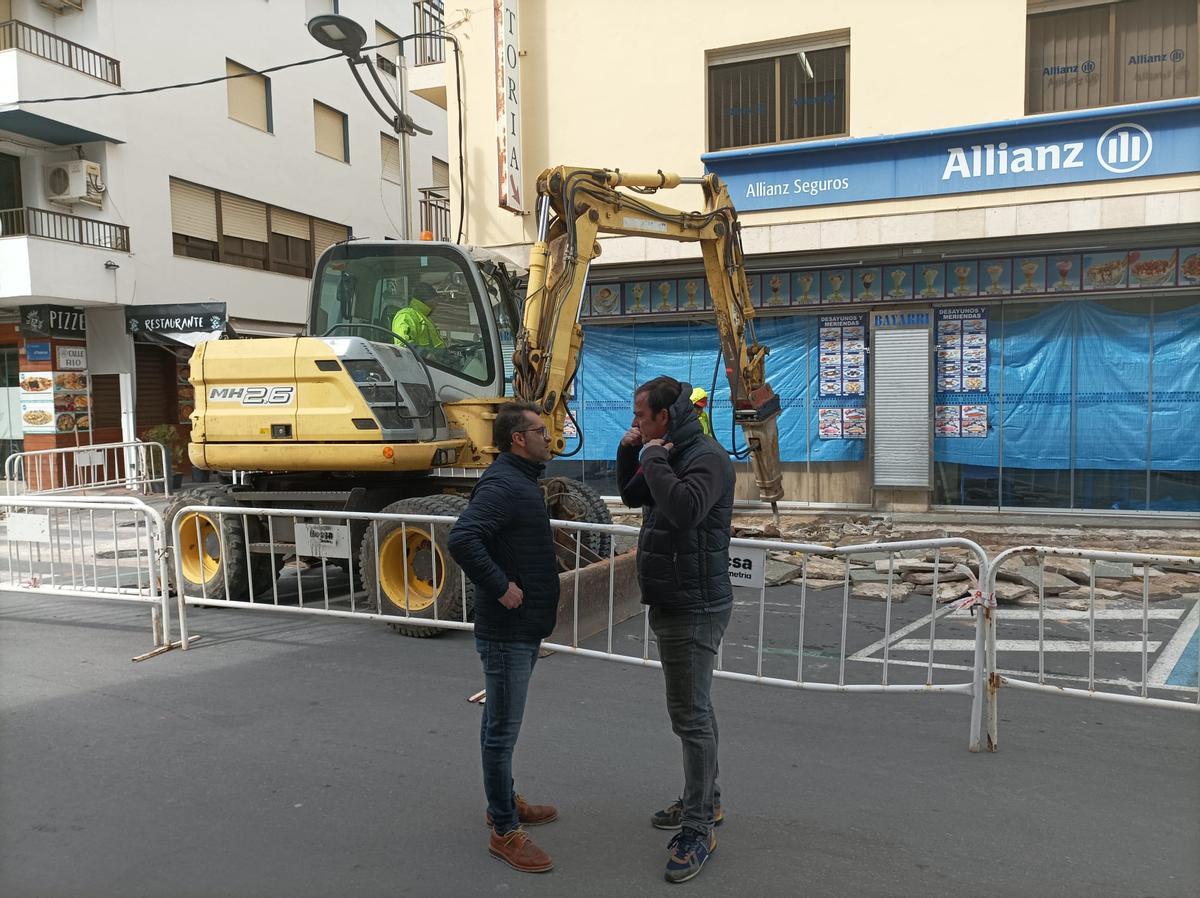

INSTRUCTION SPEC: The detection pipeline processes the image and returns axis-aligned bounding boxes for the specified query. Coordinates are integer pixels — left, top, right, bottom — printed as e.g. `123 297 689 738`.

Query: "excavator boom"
511 167 784 508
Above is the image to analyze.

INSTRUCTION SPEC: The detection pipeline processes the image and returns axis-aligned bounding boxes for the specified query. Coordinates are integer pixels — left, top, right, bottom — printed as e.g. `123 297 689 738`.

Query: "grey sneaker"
664 827 716 883
651 798 724 830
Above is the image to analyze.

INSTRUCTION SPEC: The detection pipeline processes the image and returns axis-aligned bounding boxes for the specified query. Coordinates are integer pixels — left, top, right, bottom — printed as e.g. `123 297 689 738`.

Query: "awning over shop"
125 302 226 355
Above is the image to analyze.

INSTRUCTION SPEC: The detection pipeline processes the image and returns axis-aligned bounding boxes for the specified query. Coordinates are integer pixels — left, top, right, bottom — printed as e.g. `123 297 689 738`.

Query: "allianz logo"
941 122 1152 180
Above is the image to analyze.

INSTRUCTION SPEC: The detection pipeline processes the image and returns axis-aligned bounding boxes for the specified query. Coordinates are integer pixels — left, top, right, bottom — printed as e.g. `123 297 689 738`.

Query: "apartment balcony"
0 19 125 144
0 206 131 303
419 186 450 241
408 0 446 109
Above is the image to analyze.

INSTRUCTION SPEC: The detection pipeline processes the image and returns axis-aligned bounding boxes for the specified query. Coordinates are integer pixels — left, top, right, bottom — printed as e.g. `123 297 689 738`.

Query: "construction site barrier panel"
0 494 177 658
168 504 996 752
4 440 172 498
983 546 1200 751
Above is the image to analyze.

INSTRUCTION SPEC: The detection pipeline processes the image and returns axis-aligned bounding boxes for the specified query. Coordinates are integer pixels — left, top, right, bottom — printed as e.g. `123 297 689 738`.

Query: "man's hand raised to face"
621 422 644 448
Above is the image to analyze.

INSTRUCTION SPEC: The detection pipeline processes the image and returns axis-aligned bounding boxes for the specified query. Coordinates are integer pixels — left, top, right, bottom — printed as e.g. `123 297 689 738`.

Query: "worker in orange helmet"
690 386 713 437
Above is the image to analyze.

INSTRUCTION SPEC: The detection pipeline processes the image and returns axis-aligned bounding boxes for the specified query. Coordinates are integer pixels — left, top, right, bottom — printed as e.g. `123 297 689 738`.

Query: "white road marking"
891 638 1162 653
990 609 1184 620
1147 602 1199 688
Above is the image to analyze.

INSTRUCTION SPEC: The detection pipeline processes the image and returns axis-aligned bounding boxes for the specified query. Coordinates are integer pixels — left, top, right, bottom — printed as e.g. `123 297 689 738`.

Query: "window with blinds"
314 101 349 162
226 59 272 132
1027 0 1197 113
168 178 345 278
708 43 848 151
431 157 450 188
381 133 402 184
376 22 400 76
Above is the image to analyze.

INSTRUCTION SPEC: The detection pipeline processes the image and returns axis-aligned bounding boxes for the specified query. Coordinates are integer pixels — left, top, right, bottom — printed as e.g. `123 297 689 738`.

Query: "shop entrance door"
871 311 932 489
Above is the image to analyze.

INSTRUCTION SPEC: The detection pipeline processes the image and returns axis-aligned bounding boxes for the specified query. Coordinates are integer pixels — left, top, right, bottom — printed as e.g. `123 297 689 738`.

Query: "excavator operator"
391 282 446 349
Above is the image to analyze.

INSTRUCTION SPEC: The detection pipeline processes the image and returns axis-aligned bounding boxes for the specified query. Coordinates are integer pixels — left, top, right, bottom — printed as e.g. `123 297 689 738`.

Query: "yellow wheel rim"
179 511 220 584
378 526 442 613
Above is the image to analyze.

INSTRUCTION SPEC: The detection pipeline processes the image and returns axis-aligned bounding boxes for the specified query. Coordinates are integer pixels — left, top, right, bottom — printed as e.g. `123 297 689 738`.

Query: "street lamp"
307 13 431 239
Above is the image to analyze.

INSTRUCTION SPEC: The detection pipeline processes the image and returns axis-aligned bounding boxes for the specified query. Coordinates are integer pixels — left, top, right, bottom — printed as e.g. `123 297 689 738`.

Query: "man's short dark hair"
634 376 682 415
494 401 542 452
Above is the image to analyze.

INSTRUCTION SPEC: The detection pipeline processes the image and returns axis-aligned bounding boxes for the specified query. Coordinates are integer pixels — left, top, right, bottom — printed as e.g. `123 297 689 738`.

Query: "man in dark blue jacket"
617 376 735 884
448 401 560 874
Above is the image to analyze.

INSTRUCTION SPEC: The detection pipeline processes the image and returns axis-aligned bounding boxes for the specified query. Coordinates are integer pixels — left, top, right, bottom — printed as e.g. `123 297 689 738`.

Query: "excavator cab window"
310 244 497 386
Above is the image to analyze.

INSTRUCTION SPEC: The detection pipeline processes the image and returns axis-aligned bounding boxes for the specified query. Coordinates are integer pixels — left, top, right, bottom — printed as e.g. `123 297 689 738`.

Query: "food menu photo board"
18 371 55 434
818 314 867 398
55 371 90 433
19 370 89 434
935 404 988 438
817 313 868 441
935 307 988 393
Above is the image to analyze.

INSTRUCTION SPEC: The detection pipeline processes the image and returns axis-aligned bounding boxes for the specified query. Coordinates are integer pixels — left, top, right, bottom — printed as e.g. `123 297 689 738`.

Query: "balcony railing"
418 187 450 241
412 0 445 66
0 206 131 252
0 19 122 85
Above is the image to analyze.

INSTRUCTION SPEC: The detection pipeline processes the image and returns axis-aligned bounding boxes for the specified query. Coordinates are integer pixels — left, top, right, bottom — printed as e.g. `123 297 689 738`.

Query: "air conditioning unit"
38 0 85 14
44 160 104 207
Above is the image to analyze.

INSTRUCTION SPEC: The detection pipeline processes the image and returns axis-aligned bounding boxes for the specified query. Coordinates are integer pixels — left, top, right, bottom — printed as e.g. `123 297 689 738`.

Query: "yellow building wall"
449 0 1039 248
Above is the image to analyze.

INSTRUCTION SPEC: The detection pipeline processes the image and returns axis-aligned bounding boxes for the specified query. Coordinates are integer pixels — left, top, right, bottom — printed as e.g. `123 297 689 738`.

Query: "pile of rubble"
605 511 1198 604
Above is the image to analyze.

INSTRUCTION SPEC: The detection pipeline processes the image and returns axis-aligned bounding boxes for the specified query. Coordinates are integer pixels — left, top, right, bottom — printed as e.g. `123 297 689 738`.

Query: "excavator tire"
166 483 259 602
360 494 472 638
543 477 613 564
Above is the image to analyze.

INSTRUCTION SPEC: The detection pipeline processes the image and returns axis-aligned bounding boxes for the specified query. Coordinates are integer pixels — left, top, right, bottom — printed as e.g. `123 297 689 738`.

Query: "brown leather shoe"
489 826 553 873
485 794 559 828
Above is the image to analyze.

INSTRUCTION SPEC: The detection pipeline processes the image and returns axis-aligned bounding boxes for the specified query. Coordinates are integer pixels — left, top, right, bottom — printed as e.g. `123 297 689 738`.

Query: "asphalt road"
2 590 1198 898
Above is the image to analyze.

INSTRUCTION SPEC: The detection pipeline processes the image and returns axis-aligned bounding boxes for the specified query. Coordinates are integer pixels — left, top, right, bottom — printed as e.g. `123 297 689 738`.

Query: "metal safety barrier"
168 503 995 751
5 440 171 497
0 494 179 657
983 546 1200 748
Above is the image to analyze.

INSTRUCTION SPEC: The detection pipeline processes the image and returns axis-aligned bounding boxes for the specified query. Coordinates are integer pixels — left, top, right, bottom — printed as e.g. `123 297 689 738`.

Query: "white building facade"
0 0 449 472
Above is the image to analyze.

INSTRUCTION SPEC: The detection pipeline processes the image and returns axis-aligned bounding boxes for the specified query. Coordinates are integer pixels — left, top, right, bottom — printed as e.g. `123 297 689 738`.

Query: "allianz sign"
942 122 1152 181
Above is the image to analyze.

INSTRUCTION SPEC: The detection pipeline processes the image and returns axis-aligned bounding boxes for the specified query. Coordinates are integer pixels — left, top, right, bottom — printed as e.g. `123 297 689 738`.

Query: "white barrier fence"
4 440 172 497
167 502 995 751
0 494 178 657
983 545 1200 748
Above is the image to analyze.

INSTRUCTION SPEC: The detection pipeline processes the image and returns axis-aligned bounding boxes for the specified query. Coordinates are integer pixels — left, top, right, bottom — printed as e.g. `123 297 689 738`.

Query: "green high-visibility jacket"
391 298 445 349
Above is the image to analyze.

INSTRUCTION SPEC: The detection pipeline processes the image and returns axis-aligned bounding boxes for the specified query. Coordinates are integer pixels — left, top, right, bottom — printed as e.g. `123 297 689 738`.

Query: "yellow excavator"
170 167 784 633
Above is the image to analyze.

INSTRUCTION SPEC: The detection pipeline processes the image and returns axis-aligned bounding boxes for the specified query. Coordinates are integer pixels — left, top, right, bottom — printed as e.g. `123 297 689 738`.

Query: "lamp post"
307 14 430 240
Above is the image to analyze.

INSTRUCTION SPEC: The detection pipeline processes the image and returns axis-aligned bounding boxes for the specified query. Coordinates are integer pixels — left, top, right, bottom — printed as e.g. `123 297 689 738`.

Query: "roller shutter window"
170 180 218 240
432 157 450 188
1026 4 1110 114
170 179 219 260
1116 0 1197 103
381 133 402 184
872 326 931 489
313 219 350 260
226 59 271 132
270 206 312 278
314 101 349 162
221 193 268 270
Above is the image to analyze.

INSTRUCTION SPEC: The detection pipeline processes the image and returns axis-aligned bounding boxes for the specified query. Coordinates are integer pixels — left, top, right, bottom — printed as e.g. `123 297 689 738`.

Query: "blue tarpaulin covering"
565 317 863 463
934 300 1199 472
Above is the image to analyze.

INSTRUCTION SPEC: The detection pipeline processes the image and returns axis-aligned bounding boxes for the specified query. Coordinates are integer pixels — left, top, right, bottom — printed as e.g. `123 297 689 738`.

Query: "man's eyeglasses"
515 426 549 438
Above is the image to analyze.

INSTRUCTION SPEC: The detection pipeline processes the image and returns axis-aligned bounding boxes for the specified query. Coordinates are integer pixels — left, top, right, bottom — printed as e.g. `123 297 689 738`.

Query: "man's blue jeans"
476 636 541 834
649 606 732 838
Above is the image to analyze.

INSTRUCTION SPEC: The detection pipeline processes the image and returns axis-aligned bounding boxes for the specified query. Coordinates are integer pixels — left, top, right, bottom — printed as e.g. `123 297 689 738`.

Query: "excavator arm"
511 166 784 508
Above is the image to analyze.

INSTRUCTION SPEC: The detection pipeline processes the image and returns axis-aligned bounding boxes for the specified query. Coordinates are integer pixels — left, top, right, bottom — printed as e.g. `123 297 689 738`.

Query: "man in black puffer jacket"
617 376 735 884
449 401 560 875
